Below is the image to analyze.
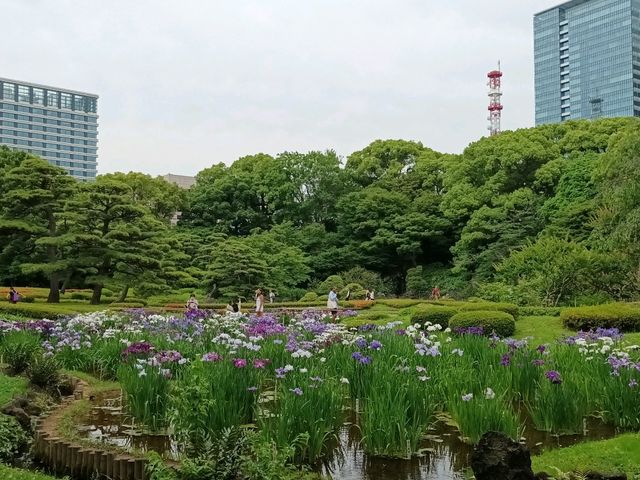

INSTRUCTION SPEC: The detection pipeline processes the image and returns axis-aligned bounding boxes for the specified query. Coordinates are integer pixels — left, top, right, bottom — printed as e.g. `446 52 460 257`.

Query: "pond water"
77 392 619 480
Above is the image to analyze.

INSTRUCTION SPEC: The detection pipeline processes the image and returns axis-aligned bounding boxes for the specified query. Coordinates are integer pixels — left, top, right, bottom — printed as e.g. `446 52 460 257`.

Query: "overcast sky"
3 0 563 176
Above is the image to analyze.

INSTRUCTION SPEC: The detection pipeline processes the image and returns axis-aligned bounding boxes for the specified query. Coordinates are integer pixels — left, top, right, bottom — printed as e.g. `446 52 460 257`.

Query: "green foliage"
27 354 60 388
299 292 318 303
316 275 345 294
0 331 42 374
339 283 366 300
449 311 516 337
180 427 247 480
0 465 65 480
0 373 28 406
0 414 30 463
410 305 458 327
458 301 518 319
561 303 640 331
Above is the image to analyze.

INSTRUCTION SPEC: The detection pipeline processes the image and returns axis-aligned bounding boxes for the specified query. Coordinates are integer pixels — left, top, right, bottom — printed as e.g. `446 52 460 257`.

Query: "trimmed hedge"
378 299 423 308
107 302 146 309
458 302 518 319
449 310 516 337
410 305 459 328
520 306 561 317
561 303 640 332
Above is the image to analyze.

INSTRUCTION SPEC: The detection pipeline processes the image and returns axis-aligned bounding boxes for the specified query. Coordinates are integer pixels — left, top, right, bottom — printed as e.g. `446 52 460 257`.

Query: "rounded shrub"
410 305 459 328
561 303 640 331
449 310 516 337
458 302 518 319
298 291 319 303
340 283 366 300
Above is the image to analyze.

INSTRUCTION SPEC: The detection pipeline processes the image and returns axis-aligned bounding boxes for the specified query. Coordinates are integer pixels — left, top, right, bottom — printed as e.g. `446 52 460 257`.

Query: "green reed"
117 363 170 431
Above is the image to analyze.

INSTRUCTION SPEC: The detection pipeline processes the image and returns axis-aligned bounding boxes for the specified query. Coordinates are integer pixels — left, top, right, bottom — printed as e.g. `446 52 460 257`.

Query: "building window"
60 92 72 109
17 85 30 103
45 91 58 108
73 95 84 111
2 83 15 100
32 88 44 106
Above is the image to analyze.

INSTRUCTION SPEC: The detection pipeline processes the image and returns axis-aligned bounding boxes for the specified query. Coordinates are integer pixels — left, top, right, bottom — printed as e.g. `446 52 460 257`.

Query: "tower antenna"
487 62 503 136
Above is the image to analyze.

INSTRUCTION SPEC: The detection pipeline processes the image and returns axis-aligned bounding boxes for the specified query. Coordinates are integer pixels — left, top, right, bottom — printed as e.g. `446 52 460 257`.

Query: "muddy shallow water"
78 392 619 480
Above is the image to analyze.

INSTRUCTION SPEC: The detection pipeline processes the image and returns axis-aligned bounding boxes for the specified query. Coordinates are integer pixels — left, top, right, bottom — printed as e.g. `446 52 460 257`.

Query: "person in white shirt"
327 287 339 320
269 290 275 303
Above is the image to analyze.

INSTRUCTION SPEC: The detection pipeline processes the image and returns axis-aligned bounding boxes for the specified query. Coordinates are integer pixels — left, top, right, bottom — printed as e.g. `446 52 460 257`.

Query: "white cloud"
2 0 563 175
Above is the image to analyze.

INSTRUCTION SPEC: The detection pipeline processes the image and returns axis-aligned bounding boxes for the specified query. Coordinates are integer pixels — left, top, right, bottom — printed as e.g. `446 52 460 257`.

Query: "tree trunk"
46 211 60 303
47 273 60 303
91 284 103 305
117 285 129 303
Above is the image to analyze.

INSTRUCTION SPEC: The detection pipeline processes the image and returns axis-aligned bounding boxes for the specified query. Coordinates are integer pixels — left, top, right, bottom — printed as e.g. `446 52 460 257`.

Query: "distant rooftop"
0 76 98 98
163 173 196 189
535 0 592 16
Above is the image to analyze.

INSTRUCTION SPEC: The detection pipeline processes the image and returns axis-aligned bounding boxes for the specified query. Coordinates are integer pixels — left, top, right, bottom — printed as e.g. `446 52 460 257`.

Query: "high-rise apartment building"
534 0 640 125
0 77 98 180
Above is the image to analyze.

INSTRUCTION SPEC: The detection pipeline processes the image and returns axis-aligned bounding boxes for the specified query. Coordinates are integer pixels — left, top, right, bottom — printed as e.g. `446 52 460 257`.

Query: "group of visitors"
183 284 443 318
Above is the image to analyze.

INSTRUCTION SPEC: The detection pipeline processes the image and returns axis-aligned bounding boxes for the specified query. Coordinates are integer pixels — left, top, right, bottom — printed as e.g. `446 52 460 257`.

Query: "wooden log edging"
33 380 148 480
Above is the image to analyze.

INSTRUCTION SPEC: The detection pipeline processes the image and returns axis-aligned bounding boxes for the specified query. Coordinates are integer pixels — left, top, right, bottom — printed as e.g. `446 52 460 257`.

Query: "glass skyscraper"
0 77 98 180
534 0 640 125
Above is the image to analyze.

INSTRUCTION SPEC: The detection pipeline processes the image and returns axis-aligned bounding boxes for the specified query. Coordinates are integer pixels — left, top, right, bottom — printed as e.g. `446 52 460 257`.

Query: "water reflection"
77 394 620 480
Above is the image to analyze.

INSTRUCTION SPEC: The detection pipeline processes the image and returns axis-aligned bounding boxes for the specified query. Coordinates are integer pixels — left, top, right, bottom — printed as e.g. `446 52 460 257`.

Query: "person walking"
370 289 375 301
365 289 371 301
186 293 199 311
431 285 441 300
8 287 20 304
255 288 265 316
327 287 339 321
269 290 275 303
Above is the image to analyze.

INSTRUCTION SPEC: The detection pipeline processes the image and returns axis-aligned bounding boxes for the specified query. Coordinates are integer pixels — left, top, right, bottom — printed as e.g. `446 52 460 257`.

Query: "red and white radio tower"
487 62 503 136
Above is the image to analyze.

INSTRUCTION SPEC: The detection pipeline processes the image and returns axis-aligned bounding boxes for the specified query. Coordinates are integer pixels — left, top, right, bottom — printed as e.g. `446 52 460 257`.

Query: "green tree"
204 238 268 299
0 158 76 302
63 178 166 304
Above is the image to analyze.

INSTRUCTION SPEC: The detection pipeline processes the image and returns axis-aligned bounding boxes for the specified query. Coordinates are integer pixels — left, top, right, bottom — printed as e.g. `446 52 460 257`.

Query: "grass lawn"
61 370 119 394
0 373 28 406
532 433 640 476
0 464 66 480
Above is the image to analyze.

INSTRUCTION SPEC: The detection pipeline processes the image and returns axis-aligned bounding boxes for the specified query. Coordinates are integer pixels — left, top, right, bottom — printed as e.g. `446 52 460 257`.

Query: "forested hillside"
1 117 639 305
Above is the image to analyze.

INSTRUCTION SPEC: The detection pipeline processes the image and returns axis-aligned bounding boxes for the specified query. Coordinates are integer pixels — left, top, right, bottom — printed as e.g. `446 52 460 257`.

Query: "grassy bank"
0 465 65 480
0 373 28 406
532 433 640 476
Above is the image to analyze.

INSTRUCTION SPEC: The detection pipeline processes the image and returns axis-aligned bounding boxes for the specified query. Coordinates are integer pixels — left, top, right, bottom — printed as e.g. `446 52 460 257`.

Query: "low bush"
298 292 319 302
520 306 561 317
340 283 366 300
69 292 91 300
561 303 640 331
0 302 97 318
20 296 35 303
125 297 148 306
108 302 146 309
28 354 61 388
1 331 42 374
458 302 518 319
410 305 459 328
378 299 422 308
449 310 516 337
0 414 30 462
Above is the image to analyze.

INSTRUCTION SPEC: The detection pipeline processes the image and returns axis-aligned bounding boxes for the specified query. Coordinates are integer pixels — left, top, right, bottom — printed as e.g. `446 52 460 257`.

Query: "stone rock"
471 431 534 480
10 396 43 416
1 405 31 430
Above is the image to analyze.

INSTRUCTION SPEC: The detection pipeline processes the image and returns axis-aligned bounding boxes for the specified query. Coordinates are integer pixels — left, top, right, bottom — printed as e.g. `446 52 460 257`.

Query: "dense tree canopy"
2 118 640 305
